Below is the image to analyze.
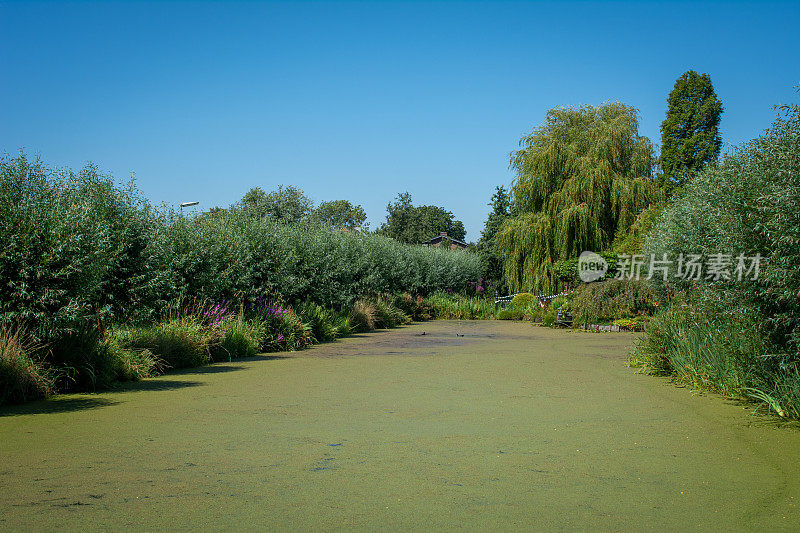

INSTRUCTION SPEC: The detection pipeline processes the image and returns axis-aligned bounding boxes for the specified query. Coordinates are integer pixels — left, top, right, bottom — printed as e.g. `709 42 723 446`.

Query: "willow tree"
497 102 658 292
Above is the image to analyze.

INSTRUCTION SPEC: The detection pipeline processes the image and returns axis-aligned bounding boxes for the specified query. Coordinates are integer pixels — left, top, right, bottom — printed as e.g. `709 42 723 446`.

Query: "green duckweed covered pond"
2 321 799 530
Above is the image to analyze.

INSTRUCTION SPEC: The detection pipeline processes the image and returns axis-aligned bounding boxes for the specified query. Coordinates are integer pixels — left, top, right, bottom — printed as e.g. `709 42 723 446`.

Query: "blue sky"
1 1 798 240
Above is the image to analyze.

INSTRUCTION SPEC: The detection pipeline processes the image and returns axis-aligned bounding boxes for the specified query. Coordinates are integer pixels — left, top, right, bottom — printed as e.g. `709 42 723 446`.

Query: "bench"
554 307 573 327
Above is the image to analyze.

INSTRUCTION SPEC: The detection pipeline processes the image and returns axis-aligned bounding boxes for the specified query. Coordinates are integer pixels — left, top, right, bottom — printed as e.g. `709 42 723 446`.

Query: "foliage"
629 290 800 416
0 326 53 405
372 298 410 328
239 185 314 223
424 292 496 320
214 316 262 361
636 97 800 419
114 318 213 371
658 70 723 194
313 199 368 230
613 316 650 332
477 185 512 292
0 152 482 346
299 301 339 343
645 101 800 359
0 153 167 341
510 293 536 309
378 192 467 244
498 103 659 293
611 203 664 255
565 279 657 324
392 293 432 321
497 308 524 321
350 299 377 332
553 252 619 285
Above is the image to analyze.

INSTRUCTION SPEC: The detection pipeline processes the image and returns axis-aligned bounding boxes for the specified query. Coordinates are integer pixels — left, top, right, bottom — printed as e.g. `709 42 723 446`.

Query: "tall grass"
0 326 53 404
425 292 496 320
631 290 800 418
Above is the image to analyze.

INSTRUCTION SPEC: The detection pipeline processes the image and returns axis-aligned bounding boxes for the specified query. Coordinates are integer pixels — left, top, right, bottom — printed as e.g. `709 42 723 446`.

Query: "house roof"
421 232 468 247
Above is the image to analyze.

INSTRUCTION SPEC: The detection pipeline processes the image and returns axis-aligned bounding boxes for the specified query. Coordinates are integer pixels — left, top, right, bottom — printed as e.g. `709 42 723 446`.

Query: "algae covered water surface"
1 321 799 530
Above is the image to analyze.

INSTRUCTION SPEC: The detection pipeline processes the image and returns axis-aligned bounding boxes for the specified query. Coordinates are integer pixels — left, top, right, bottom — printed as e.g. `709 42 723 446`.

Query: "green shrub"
392 293 432 321
299 301 340 343
567 279 657 324
497 309 524 320
542 310 556 326
424 292 496 320
510 293 536 310
332 312 352 337
213 317 263 361
634 101 800 419
115 318 212 370
350 299 377 332
110 346 161 382
524 304 544 322
630 290 778 402
550 296 566 311
47 328 135 391
644 102 800 359
613 316 649 332
0 326 53 405
373 298 410 329
0 151 482 350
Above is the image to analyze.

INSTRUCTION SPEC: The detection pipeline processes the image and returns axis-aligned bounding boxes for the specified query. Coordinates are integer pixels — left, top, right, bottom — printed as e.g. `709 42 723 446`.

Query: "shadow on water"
0 354 293 418
0 396 119 418
106 379 204 393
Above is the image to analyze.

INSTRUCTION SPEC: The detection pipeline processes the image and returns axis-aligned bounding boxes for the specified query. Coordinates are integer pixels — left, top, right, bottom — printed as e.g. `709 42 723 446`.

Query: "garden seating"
554 307 573 327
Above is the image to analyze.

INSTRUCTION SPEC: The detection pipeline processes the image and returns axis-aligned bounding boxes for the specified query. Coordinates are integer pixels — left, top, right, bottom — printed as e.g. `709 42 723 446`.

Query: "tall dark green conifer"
658 71 723 193
478 186 512 291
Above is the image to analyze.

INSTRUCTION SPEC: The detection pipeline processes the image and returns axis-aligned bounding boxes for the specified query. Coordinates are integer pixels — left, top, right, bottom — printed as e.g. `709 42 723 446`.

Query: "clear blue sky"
2 1 798 240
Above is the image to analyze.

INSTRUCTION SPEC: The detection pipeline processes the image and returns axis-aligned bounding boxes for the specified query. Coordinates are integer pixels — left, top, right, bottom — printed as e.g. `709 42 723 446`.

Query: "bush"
567 279 656 324
0 151 483 348
497 309 524 320
115 318 212 370
542 310 556 326
0 326 53 405
350 299 377 332
629 290 800 416
299 301 339 343
392 293 432 321
425 292 496 320
510 293 536 309
634 100 800 419
109 345 161 382
550 296 566 312
332 312 352 337
373 298 410 329
213 316 263 361
524 303 544 322
613 316 650 332
644 102 800 359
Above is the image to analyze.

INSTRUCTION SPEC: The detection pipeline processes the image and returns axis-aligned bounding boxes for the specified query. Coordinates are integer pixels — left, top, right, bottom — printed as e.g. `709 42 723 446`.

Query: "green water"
1 321 799 531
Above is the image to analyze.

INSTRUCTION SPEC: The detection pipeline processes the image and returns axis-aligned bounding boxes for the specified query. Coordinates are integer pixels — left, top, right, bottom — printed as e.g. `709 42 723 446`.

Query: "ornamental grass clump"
373 298 410 328
425 292 496 320
350 299 377 332
246 300 309 351
299 301 339 343
0 326 53 405
213 316 263 361
115 318 213 370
